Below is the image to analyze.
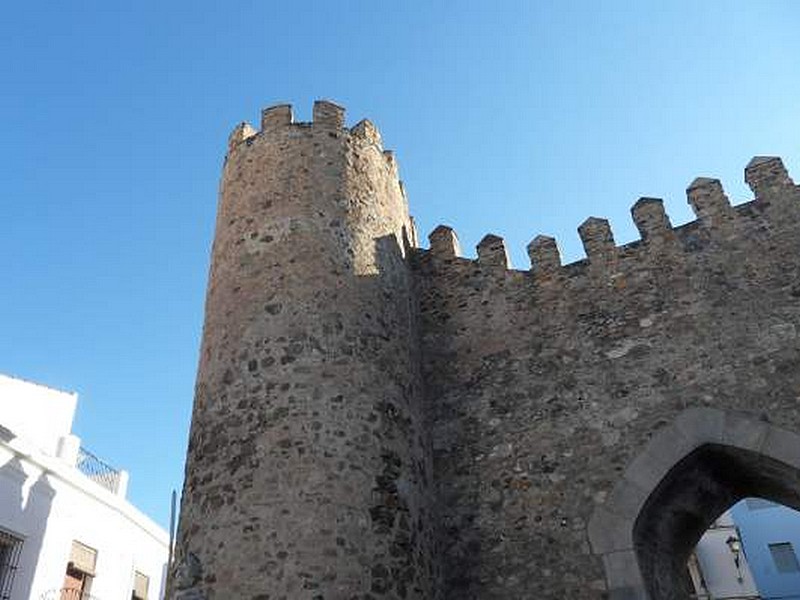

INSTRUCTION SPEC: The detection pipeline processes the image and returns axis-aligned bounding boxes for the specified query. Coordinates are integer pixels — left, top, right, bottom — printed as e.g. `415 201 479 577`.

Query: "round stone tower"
173 101 436 599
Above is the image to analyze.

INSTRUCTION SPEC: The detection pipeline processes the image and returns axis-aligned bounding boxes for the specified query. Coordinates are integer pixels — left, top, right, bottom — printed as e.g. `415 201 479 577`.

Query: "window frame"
131 570 149 600
0 529 24 600
769 541 800 573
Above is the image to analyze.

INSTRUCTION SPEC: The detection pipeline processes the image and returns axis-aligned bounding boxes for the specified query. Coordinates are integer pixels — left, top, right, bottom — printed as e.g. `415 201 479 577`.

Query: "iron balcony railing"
76 446 121 493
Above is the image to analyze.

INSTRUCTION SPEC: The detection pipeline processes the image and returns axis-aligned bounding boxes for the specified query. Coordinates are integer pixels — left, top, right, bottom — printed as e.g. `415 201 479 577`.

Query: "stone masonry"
173 101 800 600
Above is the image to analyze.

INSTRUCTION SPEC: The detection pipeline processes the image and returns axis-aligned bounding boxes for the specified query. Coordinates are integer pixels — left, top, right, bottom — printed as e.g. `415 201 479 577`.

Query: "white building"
0 374 169 600
688 509 760 599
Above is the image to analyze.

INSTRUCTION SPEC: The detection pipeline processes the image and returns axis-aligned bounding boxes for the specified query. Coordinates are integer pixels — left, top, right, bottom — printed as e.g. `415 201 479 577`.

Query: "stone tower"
174 101 436 599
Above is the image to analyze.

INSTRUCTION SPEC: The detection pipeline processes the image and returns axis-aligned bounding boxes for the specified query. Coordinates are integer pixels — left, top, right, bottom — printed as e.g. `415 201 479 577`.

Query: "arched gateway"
589 407 800 600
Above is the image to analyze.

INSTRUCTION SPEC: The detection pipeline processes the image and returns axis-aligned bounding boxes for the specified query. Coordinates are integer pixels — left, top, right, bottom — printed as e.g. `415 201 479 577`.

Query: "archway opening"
633 444 800 600
689 496 800 600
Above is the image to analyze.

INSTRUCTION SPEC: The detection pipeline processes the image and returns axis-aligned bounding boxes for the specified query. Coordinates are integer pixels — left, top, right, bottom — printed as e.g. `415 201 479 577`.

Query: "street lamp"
726 535 744 583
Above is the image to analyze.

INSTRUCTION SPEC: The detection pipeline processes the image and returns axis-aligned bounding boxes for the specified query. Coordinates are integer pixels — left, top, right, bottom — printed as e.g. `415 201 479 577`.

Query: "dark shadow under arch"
634 443 800 600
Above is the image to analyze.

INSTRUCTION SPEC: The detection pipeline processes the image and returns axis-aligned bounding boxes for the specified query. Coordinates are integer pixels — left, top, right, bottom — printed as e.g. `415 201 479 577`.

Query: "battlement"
226 100 392 157
420 157 798 280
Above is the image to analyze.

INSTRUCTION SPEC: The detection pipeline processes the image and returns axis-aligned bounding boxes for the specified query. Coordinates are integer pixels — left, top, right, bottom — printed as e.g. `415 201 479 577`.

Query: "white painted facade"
689 510 760 599
0 374 169 600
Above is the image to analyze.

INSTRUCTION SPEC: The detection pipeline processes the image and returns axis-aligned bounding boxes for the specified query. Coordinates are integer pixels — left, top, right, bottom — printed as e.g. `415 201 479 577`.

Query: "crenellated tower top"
228 100 389 157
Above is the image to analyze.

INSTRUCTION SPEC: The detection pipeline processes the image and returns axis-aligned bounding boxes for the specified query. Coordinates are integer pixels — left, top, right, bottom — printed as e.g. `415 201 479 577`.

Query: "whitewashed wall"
0 375 77 456
0 375 169 600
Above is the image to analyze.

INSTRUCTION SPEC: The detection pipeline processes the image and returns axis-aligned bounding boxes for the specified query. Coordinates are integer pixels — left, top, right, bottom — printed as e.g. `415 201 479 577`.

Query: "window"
131 570 149 600
0 530 23 600
769 542 800 573
64 541 97 597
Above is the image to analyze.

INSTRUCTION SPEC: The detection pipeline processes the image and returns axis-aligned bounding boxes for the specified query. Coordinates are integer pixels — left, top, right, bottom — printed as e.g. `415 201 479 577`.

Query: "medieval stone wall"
415 159 800 599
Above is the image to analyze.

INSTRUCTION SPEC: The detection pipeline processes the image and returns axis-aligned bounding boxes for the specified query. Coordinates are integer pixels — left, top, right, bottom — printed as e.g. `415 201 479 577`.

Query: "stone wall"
415 158 800 598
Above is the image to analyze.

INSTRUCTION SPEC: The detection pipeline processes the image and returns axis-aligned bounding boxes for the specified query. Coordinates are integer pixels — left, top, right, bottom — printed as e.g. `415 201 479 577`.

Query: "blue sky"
1 1 798 528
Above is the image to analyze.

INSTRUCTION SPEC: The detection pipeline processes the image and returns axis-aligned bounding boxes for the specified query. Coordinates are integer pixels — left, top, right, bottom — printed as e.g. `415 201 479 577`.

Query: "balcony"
75 447 125 495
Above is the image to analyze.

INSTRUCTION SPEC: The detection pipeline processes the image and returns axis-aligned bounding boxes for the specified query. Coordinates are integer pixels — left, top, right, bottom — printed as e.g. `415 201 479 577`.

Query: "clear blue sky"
1 1 798 529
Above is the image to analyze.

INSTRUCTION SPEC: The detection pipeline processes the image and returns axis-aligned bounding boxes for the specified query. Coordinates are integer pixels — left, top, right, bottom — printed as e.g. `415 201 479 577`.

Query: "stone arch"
588 407 800 600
